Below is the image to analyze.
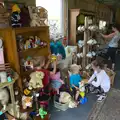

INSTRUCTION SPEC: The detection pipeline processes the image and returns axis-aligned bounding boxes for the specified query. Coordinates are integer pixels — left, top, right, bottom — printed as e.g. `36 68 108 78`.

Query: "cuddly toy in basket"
28 71 44 89
0 88 9 111
59 92 77 108
30 13 41 27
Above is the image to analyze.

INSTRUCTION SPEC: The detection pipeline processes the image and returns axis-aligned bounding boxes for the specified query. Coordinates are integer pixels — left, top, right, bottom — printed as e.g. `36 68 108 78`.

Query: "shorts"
51 80 62 89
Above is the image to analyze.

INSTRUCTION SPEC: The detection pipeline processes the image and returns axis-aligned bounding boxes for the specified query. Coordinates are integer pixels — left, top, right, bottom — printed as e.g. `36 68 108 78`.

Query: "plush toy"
8 101 27 120
69 64 81 75
30 13 41 27
39 108 47 119
59 92 77 108
0 88 9 110
22 95 33 109
24 40 31 49
28 71 44 89
0 71 7 83
78 40 84 48
11 4 21 28
50 55 57 63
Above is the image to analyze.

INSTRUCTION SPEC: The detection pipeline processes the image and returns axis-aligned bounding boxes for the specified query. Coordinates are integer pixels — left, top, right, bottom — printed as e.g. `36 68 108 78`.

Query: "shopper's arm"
50 60 57 75
88 73 96 83
44 60 50 69
91 76 101 87
100 32 115 39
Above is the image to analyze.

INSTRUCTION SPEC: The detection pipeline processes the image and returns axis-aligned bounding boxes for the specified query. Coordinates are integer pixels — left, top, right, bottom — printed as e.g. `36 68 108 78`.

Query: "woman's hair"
92 59 104 69
112 23 120 32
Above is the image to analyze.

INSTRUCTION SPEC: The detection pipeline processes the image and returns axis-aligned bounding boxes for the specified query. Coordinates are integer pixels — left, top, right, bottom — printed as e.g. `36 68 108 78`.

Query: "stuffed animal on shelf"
24 40 31 50
78 40 84 48
0 88 9 111
0 71 7 83
28 71 44 89
8 101 27 120
22 95 33 109
11 4 21 28
30 13 41 27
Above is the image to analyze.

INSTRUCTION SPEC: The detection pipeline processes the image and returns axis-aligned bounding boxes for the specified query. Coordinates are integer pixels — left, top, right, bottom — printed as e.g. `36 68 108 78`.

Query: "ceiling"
96 0 120 8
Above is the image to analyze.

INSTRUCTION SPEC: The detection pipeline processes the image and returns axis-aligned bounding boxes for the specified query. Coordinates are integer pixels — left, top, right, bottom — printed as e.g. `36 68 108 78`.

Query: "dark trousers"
85 84 104 94
106 47 117 64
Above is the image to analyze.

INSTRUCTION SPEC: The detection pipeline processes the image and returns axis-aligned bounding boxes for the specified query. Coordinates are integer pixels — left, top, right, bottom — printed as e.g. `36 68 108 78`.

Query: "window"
36 0 63 39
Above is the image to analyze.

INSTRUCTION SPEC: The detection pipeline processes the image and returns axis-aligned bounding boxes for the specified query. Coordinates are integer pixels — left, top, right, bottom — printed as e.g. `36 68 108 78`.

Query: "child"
69 64 82 101
87 60 110 102
44 57 64 94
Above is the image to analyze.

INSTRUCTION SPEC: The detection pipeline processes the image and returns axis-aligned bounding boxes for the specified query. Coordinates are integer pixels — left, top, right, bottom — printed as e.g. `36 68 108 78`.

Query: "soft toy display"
39 108 47 119
28 71 44 89
11 4 21 28
50 41 66 59
30 13 41 27
0 71 7 83
22 95 33 109
78 26 85 32
0 88 9 111
88 25 98 31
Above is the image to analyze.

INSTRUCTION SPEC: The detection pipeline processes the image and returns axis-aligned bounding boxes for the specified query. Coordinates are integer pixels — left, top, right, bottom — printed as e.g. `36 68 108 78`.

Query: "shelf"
14 26 49 34
19 47 49 58
0 79 16 89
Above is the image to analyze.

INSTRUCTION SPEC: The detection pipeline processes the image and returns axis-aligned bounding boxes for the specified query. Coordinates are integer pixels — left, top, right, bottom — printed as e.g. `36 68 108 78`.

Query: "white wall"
36 0 63 34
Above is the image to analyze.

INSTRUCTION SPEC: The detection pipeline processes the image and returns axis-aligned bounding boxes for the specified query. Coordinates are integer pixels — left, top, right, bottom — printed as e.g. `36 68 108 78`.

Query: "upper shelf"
14 26 49 34
0 26 49 34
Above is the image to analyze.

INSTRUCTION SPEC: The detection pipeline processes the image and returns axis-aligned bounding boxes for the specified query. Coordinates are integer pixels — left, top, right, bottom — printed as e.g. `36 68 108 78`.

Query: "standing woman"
101 24 120 70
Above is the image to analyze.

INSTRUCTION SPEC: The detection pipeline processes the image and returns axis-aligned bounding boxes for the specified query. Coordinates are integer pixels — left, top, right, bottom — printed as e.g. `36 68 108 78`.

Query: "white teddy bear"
30 13 41 27
28 71 44 89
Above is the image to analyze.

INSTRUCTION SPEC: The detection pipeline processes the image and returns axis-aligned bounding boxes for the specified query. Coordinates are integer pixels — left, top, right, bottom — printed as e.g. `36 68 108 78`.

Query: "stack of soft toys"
16 35 47 52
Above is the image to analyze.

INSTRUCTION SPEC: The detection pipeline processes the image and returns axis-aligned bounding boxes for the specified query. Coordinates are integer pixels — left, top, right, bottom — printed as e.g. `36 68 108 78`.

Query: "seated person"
86 60 110 102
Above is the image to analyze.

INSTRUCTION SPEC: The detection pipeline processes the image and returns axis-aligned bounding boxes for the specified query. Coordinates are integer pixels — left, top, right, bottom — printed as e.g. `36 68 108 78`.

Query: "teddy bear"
28 71 44 90
30 13 41 27
59 92 77 108
22 95 33 109
8 101 27 120
0 88 9 111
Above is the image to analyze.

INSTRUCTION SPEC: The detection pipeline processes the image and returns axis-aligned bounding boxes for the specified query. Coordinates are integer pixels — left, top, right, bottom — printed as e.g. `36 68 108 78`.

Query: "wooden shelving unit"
0 26 50 90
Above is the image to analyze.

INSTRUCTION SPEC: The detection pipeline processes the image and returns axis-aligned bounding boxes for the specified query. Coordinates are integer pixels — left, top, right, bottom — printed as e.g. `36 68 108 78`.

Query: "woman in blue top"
101 24 120 70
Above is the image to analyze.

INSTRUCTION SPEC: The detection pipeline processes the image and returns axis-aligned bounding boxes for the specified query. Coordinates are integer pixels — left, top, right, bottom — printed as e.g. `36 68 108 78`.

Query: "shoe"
77 53 83 58
86 52 93 58
87 39 97 45
97 95 106 102
78 40 84 48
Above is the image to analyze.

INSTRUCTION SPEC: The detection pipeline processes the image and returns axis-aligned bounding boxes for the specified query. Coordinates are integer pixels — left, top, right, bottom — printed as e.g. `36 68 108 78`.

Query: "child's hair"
33 56 45 67
92 59 104 69
49 68 60 73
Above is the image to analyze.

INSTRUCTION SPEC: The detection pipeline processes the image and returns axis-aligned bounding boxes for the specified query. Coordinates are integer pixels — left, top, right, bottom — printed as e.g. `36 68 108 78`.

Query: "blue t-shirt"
70 74 82 88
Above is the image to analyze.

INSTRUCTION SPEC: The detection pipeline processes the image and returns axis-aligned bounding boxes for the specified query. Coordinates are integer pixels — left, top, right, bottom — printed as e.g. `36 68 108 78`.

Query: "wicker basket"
54 96 69 111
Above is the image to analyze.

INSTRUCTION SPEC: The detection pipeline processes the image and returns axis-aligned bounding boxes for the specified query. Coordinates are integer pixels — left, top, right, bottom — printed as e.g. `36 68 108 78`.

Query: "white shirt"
88 70 110 92
109 32 120 48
